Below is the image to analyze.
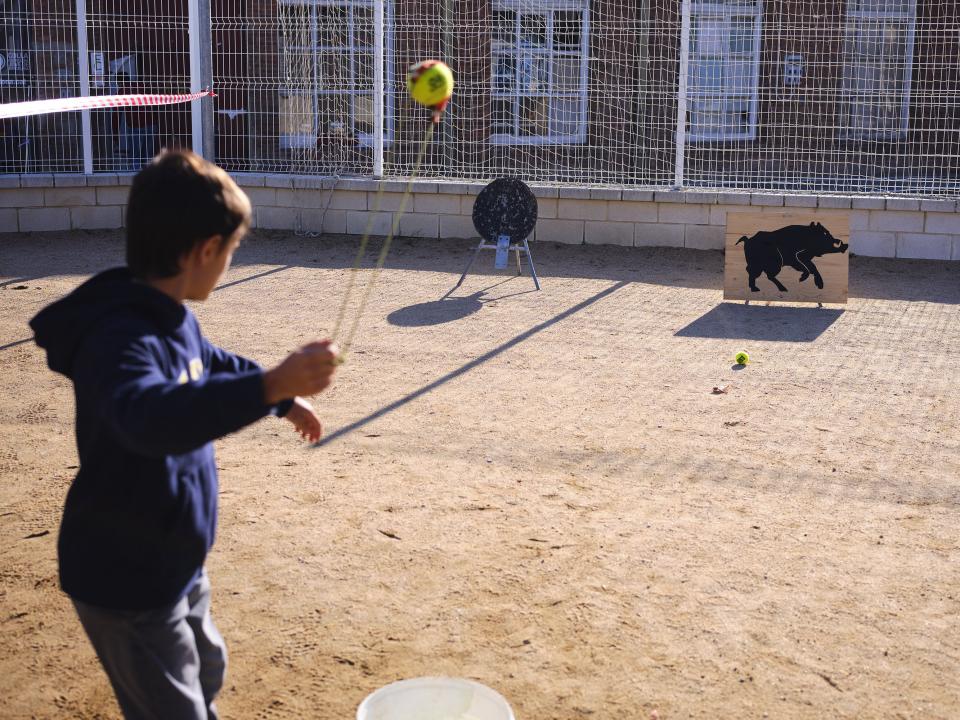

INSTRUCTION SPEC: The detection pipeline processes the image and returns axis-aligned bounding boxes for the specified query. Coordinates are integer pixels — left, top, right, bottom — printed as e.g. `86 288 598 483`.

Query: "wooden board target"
724 211 850 305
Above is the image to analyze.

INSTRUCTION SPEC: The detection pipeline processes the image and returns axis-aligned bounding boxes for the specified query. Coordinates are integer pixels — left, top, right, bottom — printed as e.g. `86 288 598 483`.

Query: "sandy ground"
1 229 959 720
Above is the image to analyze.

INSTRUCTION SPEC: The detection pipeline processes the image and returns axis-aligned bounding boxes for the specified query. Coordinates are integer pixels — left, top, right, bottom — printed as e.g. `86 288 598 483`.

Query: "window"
841 0 916 139
686 0 762 142
490 1 589 145
278 0 392 150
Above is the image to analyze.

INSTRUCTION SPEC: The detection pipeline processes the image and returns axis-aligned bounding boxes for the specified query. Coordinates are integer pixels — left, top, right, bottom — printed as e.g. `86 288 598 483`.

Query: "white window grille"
686 0 762 143
490 0 588 146
841 0 916 139
278 0 393 151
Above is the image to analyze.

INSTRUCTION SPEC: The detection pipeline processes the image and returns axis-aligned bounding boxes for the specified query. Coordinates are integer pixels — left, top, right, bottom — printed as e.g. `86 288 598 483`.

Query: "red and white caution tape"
0 91 214 120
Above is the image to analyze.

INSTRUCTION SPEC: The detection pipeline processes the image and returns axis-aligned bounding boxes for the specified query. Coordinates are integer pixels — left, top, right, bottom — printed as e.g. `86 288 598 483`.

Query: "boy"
30 149 338 719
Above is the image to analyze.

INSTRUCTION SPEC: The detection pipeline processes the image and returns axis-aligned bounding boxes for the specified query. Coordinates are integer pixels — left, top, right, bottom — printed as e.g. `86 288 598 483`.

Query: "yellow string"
333 120 437 363
330 185 386 341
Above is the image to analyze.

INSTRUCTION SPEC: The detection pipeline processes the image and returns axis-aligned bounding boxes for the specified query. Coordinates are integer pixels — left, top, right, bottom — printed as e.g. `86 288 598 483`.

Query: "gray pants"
73 570 227 720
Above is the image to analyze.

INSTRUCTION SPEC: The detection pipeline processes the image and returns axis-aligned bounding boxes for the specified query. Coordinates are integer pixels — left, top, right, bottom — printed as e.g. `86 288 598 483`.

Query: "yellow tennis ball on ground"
407 59 454 108
735 351 750 365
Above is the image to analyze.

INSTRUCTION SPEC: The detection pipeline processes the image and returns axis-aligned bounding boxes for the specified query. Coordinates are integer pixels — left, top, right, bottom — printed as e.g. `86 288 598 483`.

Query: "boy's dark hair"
126 150 252 279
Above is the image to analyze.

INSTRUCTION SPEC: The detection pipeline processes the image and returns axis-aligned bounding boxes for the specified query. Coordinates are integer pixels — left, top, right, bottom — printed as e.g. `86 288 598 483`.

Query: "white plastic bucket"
356 677 515 720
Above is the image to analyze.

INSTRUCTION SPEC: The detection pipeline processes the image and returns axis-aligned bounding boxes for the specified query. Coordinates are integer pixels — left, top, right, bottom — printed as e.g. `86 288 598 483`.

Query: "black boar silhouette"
736 222 848 293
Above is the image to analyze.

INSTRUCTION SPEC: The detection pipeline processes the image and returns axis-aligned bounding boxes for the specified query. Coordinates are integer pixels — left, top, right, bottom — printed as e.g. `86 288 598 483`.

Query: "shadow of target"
675 302 844 342
387 293 484 327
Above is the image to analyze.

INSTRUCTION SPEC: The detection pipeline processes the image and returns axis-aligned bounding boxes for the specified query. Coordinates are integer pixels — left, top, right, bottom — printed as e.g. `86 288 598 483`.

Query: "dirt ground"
1 229 958 720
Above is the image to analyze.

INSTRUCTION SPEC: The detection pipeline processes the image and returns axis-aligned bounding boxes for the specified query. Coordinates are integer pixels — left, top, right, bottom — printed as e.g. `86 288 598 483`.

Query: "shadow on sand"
675 303 845 342
316 280 630 446
2 229 958 304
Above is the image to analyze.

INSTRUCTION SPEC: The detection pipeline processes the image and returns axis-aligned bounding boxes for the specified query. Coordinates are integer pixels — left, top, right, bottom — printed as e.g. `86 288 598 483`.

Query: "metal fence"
3 0 959 196
1 0 194 173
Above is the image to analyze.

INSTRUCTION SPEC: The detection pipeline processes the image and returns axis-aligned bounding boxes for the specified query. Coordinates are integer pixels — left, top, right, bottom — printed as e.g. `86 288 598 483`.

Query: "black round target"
471 178 538 243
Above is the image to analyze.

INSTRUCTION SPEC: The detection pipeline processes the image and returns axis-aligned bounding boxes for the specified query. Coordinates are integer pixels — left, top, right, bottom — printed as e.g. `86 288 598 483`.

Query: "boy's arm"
202 338 259 375
81 331 277 457
202 339 293 417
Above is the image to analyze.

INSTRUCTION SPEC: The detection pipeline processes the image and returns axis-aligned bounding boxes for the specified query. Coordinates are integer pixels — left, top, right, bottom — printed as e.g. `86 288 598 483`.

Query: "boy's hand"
285 397 322 442
263 340 339 405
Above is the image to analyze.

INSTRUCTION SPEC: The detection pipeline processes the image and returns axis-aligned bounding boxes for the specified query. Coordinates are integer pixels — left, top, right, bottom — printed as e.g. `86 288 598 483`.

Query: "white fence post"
75 0 93 174
373 0 385 178
674 0 691 189
188 0 213 158
199 0 214 160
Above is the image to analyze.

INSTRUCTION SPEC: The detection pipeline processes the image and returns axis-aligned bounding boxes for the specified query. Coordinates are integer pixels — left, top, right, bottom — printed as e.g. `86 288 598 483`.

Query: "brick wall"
1 173 958 261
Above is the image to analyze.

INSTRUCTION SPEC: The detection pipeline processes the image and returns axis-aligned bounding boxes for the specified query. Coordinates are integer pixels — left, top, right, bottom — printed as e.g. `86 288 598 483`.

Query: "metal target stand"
451 178 541 292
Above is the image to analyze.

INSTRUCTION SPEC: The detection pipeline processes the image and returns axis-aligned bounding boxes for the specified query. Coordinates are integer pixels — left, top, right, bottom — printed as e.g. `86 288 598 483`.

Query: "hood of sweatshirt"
30 267 186 377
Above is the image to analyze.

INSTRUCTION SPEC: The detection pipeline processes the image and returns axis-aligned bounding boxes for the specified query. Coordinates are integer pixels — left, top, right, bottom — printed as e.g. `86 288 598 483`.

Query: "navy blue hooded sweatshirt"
30 267 291 611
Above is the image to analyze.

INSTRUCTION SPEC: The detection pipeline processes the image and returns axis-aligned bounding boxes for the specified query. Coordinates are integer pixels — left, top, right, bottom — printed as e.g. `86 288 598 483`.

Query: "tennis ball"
735 351 750 365
407 59 454 108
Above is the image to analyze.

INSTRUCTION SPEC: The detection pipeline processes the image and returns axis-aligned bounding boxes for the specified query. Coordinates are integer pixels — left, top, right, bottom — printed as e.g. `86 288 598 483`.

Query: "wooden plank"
724 211 850 304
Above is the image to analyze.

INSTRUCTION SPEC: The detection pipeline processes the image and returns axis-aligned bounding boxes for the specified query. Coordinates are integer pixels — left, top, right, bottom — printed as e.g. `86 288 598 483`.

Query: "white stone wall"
1 174 958 261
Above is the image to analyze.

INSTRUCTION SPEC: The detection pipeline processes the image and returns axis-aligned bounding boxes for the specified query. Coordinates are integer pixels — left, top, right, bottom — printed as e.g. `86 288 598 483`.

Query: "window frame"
489 0 590 146
840 0 916 140
277 0 394 151
686 0 763 144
